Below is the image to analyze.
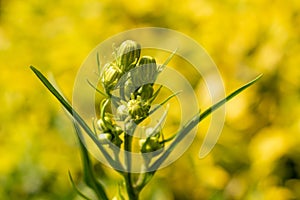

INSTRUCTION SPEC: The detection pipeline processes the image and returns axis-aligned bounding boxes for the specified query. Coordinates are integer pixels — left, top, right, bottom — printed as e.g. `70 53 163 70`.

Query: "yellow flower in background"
1 0 300 199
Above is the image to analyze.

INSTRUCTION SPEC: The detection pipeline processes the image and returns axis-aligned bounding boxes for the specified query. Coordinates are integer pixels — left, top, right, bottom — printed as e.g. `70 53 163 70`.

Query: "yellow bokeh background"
1 0 300 199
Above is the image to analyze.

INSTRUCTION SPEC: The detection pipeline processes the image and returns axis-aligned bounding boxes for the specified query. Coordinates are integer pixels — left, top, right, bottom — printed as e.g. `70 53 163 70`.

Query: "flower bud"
112 136 123 147
97 113 122 133
138 56 157 81
139 139 151 152
114 126 123 135
97 133 112 144
136 84 154 100
97 117 108 132
101 62 122 94
140 137 163 153
131 56 157 87
117 104 128 121
127 96 150 121
117 40 141 72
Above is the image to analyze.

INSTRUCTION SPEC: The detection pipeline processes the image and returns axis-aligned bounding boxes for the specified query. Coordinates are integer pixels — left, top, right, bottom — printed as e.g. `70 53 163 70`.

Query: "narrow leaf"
158 48 177 72
149 91 181 115
97 52 101 75
73 122 109 200
68 171 93 200
30 66 120 170
148 104 169 138
150 74 262 170
87 79 107 97
142 105 169 151
40 71 109 200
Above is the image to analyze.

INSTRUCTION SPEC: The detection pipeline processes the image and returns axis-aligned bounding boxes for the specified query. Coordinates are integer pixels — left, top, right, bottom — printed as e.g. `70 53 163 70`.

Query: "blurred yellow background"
1 0 300 199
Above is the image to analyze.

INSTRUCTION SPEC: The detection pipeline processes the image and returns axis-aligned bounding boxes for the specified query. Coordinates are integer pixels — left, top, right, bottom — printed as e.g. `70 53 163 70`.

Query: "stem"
135 166 154 192
123 119 139 200
124 172 139 200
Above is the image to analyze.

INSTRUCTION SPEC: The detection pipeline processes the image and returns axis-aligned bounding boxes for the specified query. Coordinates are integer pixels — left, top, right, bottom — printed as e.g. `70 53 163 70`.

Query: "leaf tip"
29 65 36 71
255 73 263 81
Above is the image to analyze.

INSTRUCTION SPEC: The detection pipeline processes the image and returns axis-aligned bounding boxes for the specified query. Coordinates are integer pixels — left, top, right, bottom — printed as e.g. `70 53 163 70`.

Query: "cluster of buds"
101 40 141 95
125 55 158 122
96 101 123 147
139 127 164 154
98 40 167 155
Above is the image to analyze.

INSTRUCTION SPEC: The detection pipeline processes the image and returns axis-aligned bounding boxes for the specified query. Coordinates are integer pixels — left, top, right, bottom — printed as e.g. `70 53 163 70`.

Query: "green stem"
124 130 132 171
123 119 139 200
124 172 139 200
135 169 154 192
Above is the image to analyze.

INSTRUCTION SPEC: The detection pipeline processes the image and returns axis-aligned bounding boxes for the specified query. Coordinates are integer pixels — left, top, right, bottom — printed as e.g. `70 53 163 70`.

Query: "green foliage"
30 60 260 199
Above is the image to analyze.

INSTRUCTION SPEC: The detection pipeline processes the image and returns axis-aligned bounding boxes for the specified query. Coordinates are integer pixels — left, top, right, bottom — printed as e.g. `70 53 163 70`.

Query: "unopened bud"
112 136 123 147
101 63 122 94
117 104 128 121
97 118 107 132
114 126 123 135
117 40 141 72
97 114 113 132
132 56 157 87
127 96 150 121
98 133 112 144
136 84 154 100
140 137 163 153
97 113 123 135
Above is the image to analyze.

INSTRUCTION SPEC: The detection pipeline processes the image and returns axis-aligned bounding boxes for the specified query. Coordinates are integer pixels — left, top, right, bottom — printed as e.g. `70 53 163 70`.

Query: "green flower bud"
149 137 163 150
132 56 157 87
127 96 150 121
98 133 123 147
138 56 157 81
97 113 123 147
97 113 123 134
139 139 151 152
101 62 122 94
97 118 107 132
112 136 123 147
139 56 156 67
117 104 128 121
117 40 141 72
145 127 159 137
114 126 123 135
97 133 112 144
140 137 163 153
136 84 154 100
97 114 113 132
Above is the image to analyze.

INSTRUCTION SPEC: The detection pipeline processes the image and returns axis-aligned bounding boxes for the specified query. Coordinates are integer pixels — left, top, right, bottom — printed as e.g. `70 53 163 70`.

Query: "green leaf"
150 74 263 171
157 48 177 72
30 66 110 200
87 79 107 97
117 182 126 200
97 51 101 75
149 90 181 115
148 104 169 138
73 122 109 200
30 66 121 171
68 171 93 200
